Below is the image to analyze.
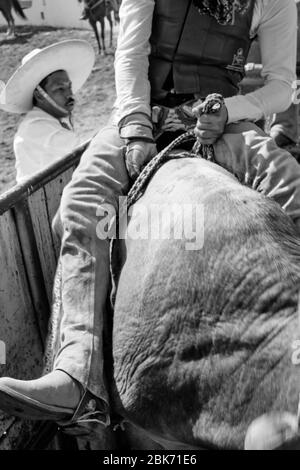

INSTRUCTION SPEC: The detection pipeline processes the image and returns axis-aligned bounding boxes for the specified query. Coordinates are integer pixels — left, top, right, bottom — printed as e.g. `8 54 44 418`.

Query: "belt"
152 93 196 109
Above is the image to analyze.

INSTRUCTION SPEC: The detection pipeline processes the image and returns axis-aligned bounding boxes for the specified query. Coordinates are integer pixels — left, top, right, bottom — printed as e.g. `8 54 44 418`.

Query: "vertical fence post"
13 199 50 348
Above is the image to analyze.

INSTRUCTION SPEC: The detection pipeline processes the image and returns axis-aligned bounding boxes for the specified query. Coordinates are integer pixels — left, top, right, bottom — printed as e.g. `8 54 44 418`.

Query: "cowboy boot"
80 8 89 20
0 370 81 421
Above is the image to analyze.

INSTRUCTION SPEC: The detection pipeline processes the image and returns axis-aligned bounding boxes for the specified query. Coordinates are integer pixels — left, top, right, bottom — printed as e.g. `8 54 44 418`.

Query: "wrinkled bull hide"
112 156 300 450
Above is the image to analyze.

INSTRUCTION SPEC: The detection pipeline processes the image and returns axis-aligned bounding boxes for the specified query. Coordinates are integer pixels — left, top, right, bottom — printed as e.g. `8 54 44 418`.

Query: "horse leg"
8 10 15 36
89 18 101 55
106 12 113 48
113 10 120 25
0 8 14 36
110 0 119 24
10 16 15 37
99 17 106 55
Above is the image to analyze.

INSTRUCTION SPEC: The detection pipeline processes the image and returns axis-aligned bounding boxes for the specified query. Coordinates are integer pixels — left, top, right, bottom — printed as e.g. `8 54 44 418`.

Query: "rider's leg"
269 104 299 148
80 7 89 20
109 0 119 12
0 119 129 422
213 122 300 233
53 123 128 404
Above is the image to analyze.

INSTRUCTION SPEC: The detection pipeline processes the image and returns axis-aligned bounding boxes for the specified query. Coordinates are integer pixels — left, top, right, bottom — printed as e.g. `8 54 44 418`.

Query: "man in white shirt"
268 0 300 148
1 0 300 447
0 40 95 183
244 0 300 149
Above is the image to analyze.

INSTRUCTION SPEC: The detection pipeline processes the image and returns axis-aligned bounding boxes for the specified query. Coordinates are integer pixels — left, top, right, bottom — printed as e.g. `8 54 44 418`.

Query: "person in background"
269 0 300 148
0 40 95 183
245 0 300 148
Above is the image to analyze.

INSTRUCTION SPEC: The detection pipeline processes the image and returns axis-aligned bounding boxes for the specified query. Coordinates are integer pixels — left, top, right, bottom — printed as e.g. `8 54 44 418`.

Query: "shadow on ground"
0 25 63 44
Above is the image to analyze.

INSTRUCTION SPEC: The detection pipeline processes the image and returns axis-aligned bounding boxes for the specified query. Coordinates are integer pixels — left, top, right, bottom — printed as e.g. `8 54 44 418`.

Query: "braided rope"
126 129 196 209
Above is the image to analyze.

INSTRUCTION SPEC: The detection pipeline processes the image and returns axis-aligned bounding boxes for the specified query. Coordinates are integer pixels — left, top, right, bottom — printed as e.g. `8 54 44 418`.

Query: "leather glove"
125 140 157 180
192 100 228 145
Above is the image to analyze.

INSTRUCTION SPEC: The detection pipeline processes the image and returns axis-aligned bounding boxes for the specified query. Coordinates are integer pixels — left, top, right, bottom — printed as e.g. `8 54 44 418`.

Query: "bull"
109 141 300 450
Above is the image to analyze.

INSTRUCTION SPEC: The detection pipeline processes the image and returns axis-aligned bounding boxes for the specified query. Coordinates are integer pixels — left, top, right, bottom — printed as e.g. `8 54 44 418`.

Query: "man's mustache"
66 98 75 106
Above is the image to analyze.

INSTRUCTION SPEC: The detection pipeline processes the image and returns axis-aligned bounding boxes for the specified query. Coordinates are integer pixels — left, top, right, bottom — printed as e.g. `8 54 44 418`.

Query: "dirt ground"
0 24 117 194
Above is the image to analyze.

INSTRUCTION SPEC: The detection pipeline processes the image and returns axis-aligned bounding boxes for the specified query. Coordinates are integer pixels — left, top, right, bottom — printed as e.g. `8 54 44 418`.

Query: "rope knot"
192 93 225 160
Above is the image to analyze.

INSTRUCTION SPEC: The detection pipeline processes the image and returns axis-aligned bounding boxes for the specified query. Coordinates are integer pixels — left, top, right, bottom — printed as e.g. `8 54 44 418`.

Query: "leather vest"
149 0 256 102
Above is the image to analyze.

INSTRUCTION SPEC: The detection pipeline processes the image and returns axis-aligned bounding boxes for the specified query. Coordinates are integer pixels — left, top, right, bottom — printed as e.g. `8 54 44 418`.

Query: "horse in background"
78 0 120 55
113 0 121 23
0 0 27 36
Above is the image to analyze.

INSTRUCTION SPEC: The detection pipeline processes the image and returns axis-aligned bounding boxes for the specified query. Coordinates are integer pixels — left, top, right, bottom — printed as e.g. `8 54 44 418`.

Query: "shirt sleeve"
225 0 297 123
114 0 155 124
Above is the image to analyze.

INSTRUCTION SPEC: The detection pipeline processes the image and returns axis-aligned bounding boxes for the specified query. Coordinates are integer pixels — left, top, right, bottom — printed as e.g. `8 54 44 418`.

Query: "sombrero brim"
0 39 95 114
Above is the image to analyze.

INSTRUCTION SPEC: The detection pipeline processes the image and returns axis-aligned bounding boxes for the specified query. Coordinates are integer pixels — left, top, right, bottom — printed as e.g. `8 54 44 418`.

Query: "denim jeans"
50 118 300 424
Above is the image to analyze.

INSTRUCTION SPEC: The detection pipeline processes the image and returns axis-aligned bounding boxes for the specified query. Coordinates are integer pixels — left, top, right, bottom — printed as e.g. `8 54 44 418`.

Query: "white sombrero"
0 39 95 114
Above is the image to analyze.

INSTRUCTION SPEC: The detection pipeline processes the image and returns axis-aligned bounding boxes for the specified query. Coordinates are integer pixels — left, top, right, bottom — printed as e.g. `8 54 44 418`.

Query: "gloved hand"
125 140 157 180
192 100 228 145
